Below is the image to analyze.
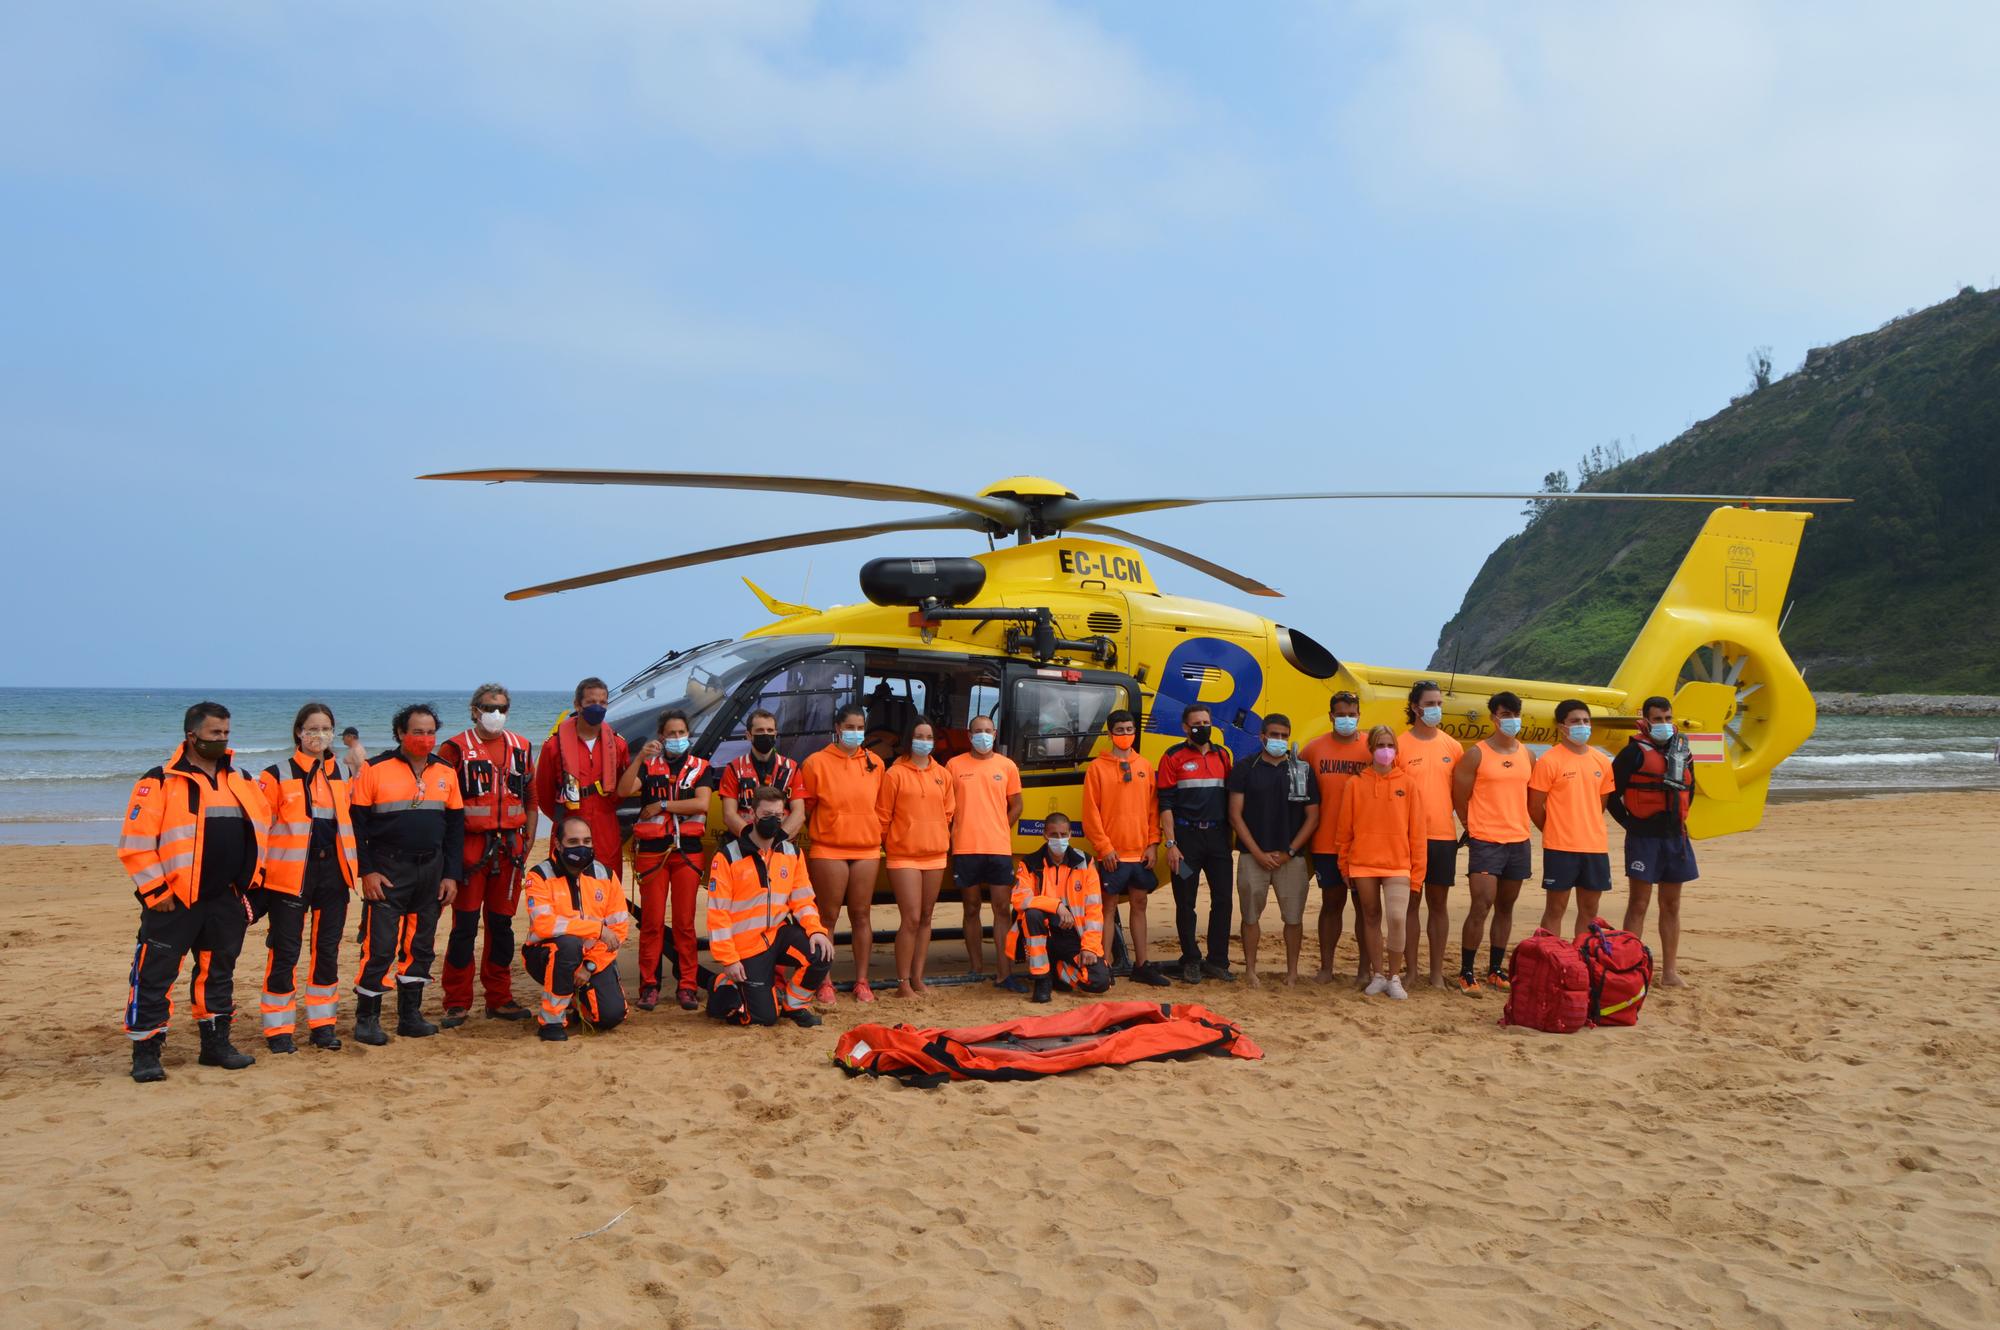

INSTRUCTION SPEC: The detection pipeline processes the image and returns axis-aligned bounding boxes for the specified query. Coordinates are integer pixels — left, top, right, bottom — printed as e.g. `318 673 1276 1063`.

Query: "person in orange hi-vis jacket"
1007 812 1111 1005
521 816 633 1042
704 786 834 1029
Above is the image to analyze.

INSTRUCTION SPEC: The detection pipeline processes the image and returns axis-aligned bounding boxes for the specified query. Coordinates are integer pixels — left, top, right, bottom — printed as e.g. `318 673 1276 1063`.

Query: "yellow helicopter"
424 469 1848 845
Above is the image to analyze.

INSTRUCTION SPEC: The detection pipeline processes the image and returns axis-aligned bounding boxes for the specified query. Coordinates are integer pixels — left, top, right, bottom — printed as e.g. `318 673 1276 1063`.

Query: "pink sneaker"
814 980 837 1005
852 980 876 1003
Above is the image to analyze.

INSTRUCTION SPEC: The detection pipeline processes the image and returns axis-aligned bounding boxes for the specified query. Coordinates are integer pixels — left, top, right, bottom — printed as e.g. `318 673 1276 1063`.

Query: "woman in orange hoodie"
798 704 887 1003
876 720 956 998
1334 725 1429 1000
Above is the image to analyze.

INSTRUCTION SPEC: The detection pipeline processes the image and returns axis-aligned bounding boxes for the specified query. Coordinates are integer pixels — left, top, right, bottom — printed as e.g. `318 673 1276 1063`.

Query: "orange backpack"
834 1001 1263 1087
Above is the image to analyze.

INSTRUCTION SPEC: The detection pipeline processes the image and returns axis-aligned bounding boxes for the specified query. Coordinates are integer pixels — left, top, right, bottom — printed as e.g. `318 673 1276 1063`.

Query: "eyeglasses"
476 703 509 714
301 728 334 739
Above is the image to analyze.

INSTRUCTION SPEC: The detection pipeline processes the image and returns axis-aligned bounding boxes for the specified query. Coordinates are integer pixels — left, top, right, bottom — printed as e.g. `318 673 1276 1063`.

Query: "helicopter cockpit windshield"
604 636 836 752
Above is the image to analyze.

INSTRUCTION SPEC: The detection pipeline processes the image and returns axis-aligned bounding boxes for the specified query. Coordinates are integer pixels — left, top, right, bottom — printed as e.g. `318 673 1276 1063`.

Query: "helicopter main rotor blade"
1045 491 1853 525
422 467 1025 525
1069 522 1282 598
502 513 987 601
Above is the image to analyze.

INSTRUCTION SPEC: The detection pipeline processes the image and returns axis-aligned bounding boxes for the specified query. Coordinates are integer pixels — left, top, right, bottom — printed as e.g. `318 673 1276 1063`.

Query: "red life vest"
723 751 799 812
1621 734 1692 824
633 753 712 849
447 728 531 832
552 717 620 809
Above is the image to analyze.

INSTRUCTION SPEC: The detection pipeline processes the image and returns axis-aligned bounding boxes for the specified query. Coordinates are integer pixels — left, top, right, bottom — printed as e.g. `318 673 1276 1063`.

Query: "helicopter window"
1007 678 1130 769
605 636 834 752
706 651 863 767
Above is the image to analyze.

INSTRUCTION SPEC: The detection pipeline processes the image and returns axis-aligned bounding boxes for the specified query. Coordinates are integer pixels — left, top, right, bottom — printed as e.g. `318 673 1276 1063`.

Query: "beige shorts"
1237 855 1312 927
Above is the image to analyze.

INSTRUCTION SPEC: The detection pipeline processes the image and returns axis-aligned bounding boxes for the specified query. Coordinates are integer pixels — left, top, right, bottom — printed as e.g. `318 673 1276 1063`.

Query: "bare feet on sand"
1244 972 1263 989
1660 971 1687 988
1312 969 1335 985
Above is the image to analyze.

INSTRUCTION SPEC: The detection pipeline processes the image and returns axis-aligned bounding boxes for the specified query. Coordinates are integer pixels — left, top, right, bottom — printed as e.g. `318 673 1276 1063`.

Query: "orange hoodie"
1081 746 1158 862
798 743 886 859
876 756 956 865
1333 765 1428 883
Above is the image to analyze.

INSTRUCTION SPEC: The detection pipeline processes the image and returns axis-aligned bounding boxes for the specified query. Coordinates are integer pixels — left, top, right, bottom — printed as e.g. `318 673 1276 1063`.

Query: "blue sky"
3 2 1994 690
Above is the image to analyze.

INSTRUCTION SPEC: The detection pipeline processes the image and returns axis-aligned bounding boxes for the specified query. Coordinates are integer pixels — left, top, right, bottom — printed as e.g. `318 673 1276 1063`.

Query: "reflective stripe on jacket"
256 751 358 894
1009 848 1105 957
522 857 631 971
704 832 825 966
446 728 532 832
117 744 272 908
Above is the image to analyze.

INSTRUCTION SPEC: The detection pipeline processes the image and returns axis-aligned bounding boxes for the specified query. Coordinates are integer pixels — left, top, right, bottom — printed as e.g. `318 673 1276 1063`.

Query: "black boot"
784 1008 822 1028
308 1024 342 1051
397 985 439 1038
354 994 391 1046
1031 975 1053 1004
537 1020 568 1042
130 1033 167 1083
197 1016 256 1070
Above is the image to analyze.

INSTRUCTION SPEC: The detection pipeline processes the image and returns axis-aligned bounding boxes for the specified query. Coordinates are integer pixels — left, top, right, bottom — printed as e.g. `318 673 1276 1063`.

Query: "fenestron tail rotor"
423 468 1851 599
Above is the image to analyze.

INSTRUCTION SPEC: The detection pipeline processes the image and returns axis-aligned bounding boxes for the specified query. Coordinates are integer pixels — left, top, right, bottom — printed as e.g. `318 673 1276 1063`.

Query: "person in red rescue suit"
522 816 633 1042
349 703 464 1047
535 676 631 882
716 707 806 838
436 683 537 1026
615 707 715 1012
252 702 358 1055
704 787 835 1029
1008 811 1112 1005
120 701 271 1083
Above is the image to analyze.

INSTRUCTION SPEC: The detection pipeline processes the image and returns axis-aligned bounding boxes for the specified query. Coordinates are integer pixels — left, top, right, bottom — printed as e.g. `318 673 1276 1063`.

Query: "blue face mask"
1649 722 1676 743
1420 704 1442 727
1497 716 1521 737
910 738 935 758
1264 737 1289 757
1332 715 1359 738
838 728 865 749
1567 723 1592 744
970 732 995 754
662 735 690 756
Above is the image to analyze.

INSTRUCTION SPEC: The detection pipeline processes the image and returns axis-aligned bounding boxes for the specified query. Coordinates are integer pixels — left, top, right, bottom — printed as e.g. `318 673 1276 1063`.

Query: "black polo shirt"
1227 754 1318 854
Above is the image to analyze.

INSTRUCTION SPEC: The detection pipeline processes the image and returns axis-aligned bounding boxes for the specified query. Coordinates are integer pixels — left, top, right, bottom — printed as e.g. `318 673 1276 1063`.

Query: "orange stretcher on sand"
832 1001 1262 1087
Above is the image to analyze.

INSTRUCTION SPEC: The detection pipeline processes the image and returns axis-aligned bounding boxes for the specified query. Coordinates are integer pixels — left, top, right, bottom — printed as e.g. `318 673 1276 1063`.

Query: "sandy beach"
2 791 1995 1329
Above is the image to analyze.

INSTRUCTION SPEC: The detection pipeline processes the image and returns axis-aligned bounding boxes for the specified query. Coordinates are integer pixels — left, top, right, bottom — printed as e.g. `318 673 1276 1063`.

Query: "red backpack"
1574 919 1653 1027
1501 930 1591 1034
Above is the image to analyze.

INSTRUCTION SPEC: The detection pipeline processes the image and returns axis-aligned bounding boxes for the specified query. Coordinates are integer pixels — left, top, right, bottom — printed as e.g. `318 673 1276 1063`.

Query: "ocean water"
0 689 1993 845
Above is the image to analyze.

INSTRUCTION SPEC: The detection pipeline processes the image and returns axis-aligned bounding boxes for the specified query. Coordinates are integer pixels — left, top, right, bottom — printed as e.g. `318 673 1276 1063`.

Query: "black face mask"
1189 724 1214 747
559 845 594 872
750 734 778 756
754 814 785 840
189 737 229 761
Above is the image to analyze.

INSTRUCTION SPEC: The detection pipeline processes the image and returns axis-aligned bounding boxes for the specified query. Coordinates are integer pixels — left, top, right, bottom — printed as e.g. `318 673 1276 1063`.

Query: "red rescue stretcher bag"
833 1001 1263 1088
1574 918 1653 1027
1501 929 1592 1034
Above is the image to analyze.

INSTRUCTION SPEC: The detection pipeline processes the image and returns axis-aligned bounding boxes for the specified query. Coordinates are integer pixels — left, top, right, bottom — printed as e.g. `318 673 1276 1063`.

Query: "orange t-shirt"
1528 743 1614 853
797 744 886 859
876 757 956 865
947 752 1021 856
1395 729 1464 841
1466 738 1533 843
1300 731 1371 854
1081 748 1158 862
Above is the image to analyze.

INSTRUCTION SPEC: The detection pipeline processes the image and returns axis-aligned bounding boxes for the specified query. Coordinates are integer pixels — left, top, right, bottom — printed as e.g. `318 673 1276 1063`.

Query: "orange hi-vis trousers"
259 857 349 1037
522 936 627 1031
705 922 828 1026
631 845 703 992
1009 909 1113 993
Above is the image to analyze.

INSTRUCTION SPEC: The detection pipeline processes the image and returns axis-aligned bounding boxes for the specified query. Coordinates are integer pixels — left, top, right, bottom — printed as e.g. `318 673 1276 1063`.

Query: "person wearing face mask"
1157 703 1236 985
717 708 806 839
1531 700 1617 935
705 788 835 1028
534 677 631 883
521 817 632 1041
349 703 465 1046
1008 812 1110 1003
1611 696 1699 988
253 703 359 1054
877 720 956 998
1082 709 1169 987
119 701 272 1082
617 708 716 1012
1227 714 1320 988
435 683 537 1027
949 713 1024 987
1451 691 1535 995
798 703 888 1003
1396 680 1464 991
1300 691 1371 987
1333 725 1428 1000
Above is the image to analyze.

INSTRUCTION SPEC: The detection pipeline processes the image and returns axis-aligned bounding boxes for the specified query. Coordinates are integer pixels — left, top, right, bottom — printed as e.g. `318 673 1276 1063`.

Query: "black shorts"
1423 838 1458 889
953 854 1015 890
1467 837 1532 881
1624 834 1699 885
1101 861 1159 896
1312 854 1347 892
1542 849 1612 893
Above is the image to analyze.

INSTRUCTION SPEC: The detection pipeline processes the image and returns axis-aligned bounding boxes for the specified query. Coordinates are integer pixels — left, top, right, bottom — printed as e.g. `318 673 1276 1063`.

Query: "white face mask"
299 728 333 756
1046 837 1069 856
476 710 507 736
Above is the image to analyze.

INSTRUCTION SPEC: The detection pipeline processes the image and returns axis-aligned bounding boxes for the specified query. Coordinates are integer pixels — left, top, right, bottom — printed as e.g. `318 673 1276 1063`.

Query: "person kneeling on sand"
1007 812 1111 1004
705 788 834 1029
521 817 632 1043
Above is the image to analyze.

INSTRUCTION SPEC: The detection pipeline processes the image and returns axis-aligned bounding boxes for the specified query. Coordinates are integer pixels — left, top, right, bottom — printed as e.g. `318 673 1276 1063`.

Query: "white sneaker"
1385 976 1408 1001
1363 974 1390 996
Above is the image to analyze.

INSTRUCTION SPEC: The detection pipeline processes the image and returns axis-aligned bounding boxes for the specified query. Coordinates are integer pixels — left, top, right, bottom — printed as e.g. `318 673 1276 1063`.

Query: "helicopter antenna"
1778 598 1796 637
802 559 814 603
1447 637 1462 699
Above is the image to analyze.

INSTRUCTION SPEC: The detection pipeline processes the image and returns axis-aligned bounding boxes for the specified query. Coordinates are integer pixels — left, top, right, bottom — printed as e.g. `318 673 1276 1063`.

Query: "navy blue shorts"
1423 838 1458 889
1312 854 1347 892
1468 837 1532 881
1101 860 1159 896
1541 849 1612 893
953 854 1016 890
1624 834 1699 885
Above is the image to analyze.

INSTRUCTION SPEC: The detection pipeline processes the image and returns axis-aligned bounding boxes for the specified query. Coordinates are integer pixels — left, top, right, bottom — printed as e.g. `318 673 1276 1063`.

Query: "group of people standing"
115 675 1699 1081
